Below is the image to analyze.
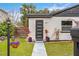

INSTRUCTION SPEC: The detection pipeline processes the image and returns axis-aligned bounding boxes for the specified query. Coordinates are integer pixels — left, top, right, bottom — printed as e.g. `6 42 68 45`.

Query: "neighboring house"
0 9 8 22
0 9 12 23
26 5 79 41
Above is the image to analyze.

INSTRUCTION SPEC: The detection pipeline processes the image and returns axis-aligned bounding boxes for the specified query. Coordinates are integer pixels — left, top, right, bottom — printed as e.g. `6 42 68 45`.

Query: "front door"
36 20 43 41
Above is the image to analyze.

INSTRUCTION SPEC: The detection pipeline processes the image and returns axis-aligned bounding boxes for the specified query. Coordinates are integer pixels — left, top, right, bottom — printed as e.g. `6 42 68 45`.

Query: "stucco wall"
0 10 8 22
29 18 50 41
29 17 79 41
0 9 13 23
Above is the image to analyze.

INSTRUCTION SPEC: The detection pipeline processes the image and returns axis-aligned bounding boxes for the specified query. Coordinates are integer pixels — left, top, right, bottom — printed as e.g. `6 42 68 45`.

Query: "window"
61 21 72 33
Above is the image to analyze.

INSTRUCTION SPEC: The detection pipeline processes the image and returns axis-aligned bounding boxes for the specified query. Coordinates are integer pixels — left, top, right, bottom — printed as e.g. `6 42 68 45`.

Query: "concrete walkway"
32 41 47 56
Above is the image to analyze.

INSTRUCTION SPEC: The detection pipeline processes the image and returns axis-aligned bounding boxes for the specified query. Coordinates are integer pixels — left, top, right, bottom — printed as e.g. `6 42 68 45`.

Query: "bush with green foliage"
0 21 15 36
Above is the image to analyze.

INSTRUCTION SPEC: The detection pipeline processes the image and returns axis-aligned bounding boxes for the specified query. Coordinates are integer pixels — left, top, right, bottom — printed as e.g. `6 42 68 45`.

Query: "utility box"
70 27 79 56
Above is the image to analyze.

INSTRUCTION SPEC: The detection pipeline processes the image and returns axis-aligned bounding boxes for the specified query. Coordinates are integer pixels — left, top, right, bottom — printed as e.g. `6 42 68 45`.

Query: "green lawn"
0 38 34 56
45 41 74 56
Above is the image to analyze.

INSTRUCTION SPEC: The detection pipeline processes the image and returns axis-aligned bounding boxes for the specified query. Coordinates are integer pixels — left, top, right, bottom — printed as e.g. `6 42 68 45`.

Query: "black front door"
36 20 43 41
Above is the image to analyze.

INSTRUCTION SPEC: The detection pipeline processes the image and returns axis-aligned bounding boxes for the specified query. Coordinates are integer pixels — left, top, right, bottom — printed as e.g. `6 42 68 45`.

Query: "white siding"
0 10 8 22
29 17 79 41
50 17 79 40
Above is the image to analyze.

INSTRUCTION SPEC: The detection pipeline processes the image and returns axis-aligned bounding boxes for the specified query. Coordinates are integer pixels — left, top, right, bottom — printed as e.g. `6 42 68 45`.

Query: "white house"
26 5 79 41
0 9 13 23
0 9 9 22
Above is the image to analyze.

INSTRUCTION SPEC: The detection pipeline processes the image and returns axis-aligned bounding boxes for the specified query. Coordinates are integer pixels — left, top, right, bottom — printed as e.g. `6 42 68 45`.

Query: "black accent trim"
36 20 43 41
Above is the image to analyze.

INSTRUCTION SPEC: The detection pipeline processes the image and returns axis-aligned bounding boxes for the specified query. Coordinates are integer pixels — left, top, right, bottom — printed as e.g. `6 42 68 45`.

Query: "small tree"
20 3 36 27
43 8 49 14
0 21 14 36
38 8 49 14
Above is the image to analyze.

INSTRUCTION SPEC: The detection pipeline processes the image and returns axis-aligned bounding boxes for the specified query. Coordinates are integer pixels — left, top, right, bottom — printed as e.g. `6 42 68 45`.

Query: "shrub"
0 36 5 41
10 41 20 48
46 36 50 42
28 37 32 42
0 21 15 36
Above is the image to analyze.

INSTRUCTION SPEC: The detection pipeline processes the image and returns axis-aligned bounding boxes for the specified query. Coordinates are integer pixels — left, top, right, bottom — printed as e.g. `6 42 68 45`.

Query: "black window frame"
61 21 72 33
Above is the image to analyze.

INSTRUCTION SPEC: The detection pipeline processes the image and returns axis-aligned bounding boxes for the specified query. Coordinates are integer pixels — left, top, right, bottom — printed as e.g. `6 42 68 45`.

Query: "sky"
0 3 78 22
0 3 78 12
0 3 78 23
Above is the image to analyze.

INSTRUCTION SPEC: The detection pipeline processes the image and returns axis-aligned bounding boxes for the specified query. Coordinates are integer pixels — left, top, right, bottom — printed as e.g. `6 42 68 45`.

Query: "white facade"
0 9 13 23
0 10 8 22
28 16 79 41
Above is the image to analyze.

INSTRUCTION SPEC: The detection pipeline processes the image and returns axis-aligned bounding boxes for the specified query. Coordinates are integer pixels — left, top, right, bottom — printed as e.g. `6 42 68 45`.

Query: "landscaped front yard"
0 38 34 56
45 41 74 56
0 38 74 56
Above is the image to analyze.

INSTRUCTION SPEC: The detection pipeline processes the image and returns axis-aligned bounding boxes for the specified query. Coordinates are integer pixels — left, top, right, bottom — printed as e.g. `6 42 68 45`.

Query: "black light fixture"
6 17 11 56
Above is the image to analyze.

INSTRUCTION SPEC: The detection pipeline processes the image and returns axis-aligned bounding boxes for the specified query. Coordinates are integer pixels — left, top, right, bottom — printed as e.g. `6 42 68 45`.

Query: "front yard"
0 38 34 56
45 41 74 56
0 38 74 56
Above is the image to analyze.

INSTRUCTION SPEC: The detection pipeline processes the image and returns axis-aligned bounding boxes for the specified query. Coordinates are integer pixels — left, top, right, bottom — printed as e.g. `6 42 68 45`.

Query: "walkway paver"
32 41 47 56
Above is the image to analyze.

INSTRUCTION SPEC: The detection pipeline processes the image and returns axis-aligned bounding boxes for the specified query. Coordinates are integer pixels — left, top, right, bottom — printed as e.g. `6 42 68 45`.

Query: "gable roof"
26 4 79 18
52 4 79 17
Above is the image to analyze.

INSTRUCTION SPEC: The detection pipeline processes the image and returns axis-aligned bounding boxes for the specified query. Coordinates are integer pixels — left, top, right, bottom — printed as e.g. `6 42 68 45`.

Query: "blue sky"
0 3 78 12
0 3 78 22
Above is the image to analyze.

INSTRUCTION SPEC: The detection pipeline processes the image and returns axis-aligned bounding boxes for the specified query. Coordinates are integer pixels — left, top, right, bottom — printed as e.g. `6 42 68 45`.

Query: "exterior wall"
0 10 8 22
29 17 79 41
50 17 79 40
29 18 51 41
0 9 13 24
